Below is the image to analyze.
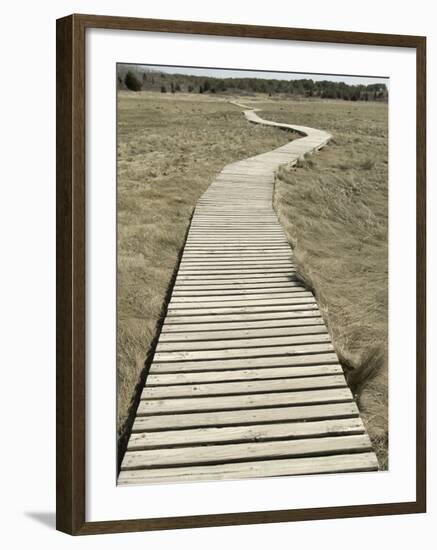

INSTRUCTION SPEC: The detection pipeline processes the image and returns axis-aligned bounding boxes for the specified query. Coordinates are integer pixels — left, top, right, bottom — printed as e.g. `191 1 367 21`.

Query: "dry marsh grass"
117 91 291 460
257 99 388 468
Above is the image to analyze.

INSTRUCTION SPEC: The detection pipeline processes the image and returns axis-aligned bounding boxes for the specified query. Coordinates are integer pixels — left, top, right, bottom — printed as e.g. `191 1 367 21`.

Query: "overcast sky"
130 64 388 86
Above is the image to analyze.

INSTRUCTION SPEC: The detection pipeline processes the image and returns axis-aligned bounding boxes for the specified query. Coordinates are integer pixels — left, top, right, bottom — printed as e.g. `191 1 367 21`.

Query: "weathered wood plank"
190 225 281 229
182 251 293 265
155 333 330 352
152 353 339 373
174 276 301 285
179 261 295 268
137 387 353 416
166 304 319 317
177 267 296 275
159 324 326 341
180 256 292 262
168 297 315 309
172 284 307 292
184 247 291 252
162 316 323 333
176 278 297 287
172 287 307 297
128 417 364 450
118 453 378 484
122 434 372 469
141 375 346 399
190 229 282 232
177 268 297 276
153 341 333 362
173 287 306 297
182 247 291 252
147 364 343 384
132 401 360 431
187 231 286 236
186 239 288 244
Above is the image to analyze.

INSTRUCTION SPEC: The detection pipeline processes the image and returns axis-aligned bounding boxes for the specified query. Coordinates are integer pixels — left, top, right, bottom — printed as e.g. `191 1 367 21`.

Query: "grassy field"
116 91 291 459
253 98 388 467
117 91 388 470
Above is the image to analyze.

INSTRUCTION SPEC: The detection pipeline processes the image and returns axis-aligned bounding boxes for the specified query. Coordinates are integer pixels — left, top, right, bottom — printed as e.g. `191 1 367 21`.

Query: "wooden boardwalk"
118 104 378 485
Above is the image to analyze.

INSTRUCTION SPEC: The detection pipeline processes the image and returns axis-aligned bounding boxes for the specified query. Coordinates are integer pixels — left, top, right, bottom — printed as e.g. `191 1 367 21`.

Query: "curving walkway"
118 104 378 485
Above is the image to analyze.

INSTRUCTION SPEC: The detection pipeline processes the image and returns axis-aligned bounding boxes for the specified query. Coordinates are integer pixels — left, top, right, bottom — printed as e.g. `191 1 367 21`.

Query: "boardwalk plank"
128 418 365 450
174 277 301 285
132 402 360 431
137 387 353 415
156 333 330 352
173 287 306 296
141 375 346 399
176 274 298 282
147 364 343 384
159 324 326 341
172 288 307 296
118 453 378 484
152 353 339 373
153 341 333 362
168 297 315 309
166 304 319 317
162 317 323 333
122 435 372 469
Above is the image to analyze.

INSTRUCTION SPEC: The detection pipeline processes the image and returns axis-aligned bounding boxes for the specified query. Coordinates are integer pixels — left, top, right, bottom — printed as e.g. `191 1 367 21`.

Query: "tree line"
118 66 388 101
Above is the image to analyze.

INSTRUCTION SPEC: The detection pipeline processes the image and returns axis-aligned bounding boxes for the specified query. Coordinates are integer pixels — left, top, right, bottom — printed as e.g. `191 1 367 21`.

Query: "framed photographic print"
56 13 426 535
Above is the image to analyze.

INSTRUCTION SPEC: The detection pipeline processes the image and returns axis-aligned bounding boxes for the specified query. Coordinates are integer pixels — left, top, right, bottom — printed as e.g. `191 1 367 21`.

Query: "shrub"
160 85 167 93
124 71 142 92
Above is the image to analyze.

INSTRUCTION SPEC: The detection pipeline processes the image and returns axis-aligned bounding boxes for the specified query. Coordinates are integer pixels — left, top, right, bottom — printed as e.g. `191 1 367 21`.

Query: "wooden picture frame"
56 13 426 535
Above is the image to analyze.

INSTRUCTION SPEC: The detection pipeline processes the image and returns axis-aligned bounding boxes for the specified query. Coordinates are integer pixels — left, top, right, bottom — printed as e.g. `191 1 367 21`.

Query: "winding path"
118 103 378 485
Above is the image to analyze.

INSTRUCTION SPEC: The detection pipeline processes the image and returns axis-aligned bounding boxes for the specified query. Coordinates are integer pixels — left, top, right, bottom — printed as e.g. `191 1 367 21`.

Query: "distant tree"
216 79 227 92
257 81 267 94
124 71 142 91
293 82 304 96
122 70 387 102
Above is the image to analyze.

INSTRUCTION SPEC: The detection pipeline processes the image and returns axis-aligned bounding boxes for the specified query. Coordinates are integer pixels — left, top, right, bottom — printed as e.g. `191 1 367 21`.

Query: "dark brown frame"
56 13 427 535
